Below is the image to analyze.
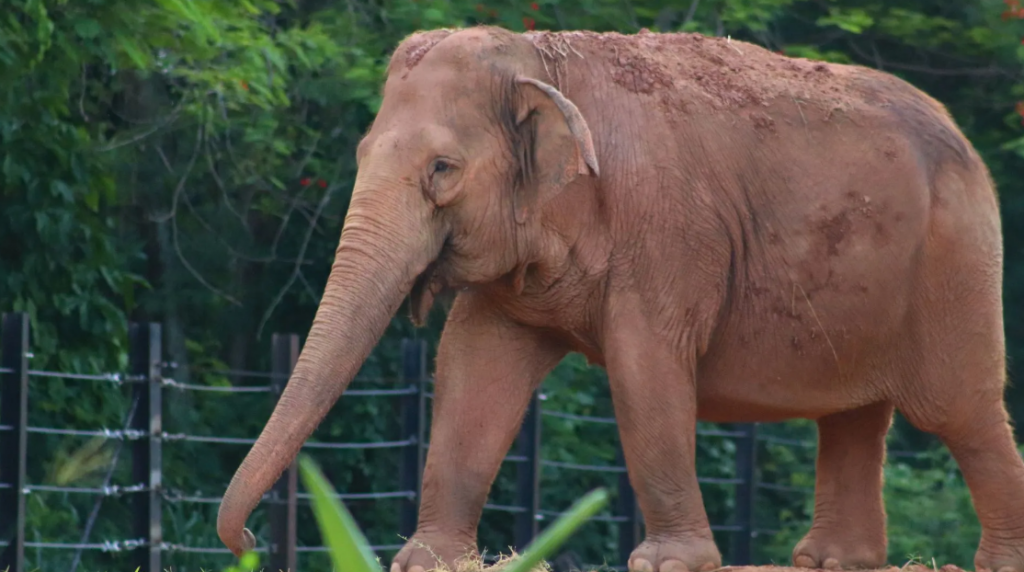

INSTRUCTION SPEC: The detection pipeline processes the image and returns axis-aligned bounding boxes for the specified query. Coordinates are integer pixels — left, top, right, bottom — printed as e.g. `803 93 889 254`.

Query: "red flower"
531 2 539 9
523 16 535 30
489 8 497 17
300 177 311 186
317 179 328 188
1016 101 1024 117
240 80 249 91
476 3 484 11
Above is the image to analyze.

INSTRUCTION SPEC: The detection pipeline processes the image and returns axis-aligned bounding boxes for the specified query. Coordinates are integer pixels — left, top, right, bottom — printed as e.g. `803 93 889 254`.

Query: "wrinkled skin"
217 26 1024 572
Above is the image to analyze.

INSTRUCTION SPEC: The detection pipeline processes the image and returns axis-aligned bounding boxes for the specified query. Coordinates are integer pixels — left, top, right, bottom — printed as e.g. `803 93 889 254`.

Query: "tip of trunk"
217 509 257 557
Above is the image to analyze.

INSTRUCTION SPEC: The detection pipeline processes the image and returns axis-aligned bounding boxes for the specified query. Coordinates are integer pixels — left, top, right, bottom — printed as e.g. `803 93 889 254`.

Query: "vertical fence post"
514 390 542 550
615 444 640 566
400 339 427 539
270 333 300 572
0 313 29 572
416 345 429 489
130 322 162 572
732 422 758 565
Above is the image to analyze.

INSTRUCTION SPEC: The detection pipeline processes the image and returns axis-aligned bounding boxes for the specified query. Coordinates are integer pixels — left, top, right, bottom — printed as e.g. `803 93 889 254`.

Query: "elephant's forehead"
418 27 508 67
381 66 494 126
363 121 456 157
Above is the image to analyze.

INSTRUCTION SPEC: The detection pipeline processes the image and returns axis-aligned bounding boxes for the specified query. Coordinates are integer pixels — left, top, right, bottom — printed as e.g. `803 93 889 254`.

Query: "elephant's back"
527 29 888 115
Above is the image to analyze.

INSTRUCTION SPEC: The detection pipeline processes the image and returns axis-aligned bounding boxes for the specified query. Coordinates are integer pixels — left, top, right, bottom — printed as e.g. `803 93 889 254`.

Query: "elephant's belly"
692 280 910 423
693 346 888 423
693 371 874 424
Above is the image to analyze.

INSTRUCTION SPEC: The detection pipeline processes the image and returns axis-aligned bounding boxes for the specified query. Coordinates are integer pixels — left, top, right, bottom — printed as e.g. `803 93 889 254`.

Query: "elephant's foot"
975 536 1024 572
390 531 477 572
791 527 886 570
627 535 722 572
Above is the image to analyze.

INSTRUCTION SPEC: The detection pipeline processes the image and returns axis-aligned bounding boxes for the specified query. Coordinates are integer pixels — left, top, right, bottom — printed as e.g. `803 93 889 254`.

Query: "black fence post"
0 313 29 572
130 322 162 572
400 339 427 539
514 390 542 550
270 333 300 572
732 422 758 565
416 345 429 488
615 444 640 566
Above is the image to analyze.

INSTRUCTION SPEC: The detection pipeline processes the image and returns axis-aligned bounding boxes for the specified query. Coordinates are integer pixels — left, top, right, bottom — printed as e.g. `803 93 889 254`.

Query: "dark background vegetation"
2 0 1023 570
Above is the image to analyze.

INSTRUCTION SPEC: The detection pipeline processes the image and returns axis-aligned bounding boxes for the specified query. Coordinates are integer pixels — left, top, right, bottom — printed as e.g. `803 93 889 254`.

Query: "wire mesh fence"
0 310 931 572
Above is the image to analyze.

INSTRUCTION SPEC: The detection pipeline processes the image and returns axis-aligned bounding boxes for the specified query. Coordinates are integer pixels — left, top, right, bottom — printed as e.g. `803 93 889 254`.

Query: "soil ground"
450 564 970 572
714 567 968 572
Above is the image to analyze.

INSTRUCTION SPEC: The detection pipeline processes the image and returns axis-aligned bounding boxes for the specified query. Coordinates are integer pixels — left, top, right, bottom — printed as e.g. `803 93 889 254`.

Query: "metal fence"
0 311 817 572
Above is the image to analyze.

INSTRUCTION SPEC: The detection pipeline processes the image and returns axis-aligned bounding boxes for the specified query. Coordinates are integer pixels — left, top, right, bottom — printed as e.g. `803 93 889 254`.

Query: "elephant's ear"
511 76 599 224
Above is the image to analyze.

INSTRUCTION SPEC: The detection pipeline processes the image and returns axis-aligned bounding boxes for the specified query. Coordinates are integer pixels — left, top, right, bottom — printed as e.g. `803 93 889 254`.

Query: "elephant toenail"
698 563 718 572
390 564 402 572
631 558 654 572
996 567 1017 572
823 558 842 570
659 559 689 572
794 555 817 569
409 566 425 572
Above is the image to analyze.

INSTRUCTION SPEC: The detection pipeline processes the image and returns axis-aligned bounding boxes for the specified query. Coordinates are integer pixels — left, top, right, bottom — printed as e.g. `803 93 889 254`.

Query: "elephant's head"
216 25 599 556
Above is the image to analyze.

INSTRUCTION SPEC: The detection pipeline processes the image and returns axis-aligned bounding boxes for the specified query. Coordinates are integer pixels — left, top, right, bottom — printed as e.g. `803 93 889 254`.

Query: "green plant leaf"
298 454 381 572
501 488 610 572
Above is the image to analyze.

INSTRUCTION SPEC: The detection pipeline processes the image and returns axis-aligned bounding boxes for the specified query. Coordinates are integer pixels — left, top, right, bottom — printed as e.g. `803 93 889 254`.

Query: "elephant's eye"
433 160 451 174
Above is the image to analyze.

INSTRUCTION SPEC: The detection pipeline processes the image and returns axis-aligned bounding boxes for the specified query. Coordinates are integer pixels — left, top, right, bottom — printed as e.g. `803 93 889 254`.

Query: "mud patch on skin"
809 62 833 77
521 28 861 115
611 50 673 94
814 192 888 257
395 28 455 77
750 111 776 136
818 211 852 257
770 302 803 322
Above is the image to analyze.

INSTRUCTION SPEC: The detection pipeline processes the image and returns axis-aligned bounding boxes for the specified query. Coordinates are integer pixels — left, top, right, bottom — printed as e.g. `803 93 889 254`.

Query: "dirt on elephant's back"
525 28 866 114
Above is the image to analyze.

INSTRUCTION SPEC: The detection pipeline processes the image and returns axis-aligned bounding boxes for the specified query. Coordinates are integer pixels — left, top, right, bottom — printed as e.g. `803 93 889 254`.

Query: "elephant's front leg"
605 303 722 572
391 294 567 572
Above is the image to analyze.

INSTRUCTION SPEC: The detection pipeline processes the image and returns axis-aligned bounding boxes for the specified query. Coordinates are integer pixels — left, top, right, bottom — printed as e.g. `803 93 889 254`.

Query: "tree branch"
255 184 335 339
152 125 243 306
847 39 1015 78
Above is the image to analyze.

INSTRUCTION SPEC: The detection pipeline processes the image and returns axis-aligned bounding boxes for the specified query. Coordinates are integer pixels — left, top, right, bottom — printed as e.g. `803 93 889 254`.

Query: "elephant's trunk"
217 172 439 556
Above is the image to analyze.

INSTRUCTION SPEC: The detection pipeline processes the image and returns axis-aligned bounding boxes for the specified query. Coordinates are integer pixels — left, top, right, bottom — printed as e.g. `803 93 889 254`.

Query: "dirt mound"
524 28 862 117
426 563 969 572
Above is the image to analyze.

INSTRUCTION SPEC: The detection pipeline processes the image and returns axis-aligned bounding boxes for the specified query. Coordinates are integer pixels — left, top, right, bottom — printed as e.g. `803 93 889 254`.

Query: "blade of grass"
299 454 381 572
501 488 610 572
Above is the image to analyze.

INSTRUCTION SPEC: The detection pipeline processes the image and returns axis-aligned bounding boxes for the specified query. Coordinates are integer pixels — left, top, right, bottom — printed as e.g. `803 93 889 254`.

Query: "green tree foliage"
1 0 1023 570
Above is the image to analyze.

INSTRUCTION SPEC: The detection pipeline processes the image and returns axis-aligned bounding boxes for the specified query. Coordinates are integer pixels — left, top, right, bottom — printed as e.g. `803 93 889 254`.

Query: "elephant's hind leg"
895 251 1024 572
941 418 1024 572
792 401 893 570
902 393 1024 572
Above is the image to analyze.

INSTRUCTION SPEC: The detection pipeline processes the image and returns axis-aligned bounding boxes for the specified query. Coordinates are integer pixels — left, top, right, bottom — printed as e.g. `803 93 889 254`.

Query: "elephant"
217 25 1024 572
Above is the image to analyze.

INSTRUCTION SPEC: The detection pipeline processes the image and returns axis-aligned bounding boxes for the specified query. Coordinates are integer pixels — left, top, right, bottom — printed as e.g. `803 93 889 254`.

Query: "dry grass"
393 549 553 572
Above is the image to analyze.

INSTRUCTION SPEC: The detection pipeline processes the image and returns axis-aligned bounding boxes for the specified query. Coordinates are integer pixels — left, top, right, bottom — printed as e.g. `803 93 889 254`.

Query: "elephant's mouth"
409 261 448 326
